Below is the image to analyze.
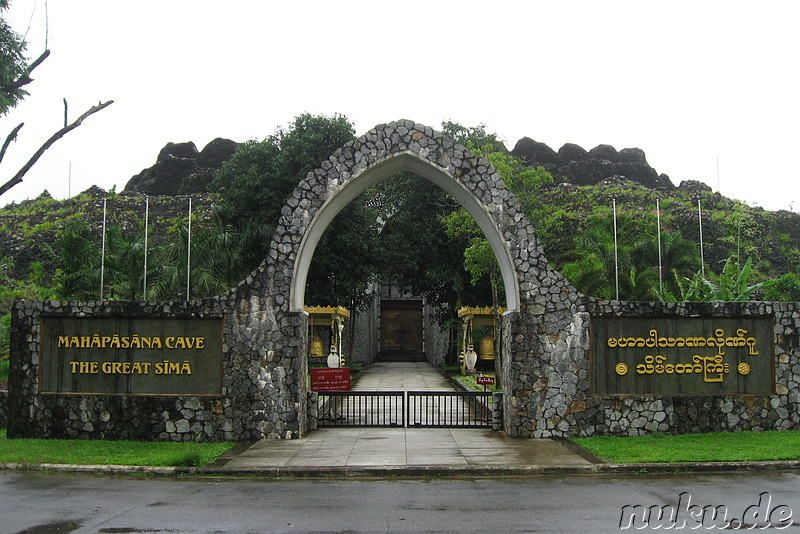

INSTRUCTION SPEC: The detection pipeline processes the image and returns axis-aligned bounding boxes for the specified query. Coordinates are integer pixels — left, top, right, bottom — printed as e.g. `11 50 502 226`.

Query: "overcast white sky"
1 1 798 211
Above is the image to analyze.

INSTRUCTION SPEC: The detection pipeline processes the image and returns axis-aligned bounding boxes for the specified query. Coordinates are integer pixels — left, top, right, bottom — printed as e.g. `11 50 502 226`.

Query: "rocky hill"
124 138 237 196
511 137 674 189
1 135 799 295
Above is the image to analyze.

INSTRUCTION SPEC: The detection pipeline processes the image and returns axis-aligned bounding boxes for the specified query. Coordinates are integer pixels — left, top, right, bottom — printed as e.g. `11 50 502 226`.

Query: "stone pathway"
351 361 452 391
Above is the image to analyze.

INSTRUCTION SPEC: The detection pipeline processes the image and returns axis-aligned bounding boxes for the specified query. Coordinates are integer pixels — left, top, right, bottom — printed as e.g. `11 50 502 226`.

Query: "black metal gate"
316 391 495 429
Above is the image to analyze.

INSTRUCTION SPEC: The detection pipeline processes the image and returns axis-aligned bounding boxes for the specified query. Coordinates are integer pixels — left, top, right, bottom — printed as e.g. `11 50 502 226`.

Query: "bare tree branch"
1 50 51 96
0 122 24 166
0 99 113 197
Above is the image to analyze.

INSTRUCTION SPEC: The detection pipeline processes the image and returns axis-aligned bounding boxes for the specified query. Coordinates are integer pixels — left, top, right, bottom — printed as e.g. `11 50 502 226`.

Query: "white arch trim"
289 151 521 313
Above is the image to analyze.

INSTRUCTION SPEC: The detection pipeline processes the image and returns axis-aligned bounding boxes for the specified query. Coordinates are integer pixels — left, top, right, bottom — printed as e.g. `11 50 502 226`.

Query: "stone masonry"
8 120 800 440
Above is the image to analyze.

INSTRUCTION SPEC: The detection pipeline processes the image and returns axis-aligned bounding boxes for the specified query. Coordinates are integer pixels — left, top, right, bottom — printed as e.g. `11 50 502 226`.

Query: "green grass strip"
572 431 800 463
0 428 234 467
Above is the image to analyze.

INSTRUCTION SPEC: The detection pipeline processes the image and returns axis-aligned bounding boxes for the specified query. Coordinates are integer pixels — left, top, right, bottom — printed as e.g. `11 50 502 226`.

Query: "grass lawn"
571 430 800 463
0 428 234 467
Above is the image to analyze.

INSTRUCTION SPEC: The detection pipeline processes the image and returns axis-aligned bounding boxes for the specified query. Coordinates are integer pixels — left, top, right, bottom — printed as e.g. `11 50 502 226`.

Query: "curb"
3 460 800 479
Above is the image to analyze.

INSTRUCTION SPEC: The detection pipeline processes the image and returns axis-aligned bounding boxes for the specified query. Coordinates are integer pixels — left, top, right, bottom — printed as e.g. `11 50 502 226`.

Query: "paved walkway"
351 361 452 391
217 362 593 470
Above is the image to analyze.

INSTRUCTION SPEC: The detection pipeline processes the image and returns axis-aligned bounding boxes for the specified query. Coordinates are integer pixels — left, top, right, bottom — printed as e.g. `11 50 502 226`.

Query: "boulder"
198 138 238 168
557 143 588 161
511 137 560 165
124 138 238 196
157 141 199 162
588 144 619 162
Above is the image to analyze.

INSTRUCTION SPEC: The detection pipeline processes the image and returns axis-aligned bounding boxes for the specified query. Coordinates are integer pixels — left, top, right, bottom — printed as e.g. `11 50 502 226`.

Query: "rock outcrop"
124 138 237 195
511 137 675 189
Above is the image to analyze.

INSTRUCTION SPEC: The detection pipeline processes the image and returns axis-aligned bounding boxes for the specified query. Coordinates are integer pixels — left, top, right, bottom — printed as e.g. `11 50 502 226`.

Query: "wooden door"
379 300 423 353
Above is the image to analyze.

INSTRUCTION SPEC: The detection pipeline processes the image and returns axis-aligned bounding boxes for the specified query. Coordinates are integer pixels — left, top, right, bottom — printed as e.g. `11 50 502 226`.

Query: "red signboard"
310 367 351 392
476 375 495 386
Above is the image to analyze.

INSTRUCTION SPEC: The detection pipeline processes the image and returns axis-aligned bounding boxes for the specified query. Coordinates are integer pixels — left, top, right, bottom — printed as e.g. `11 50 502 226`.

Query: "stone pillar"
307 391 318 431
491 391 503 431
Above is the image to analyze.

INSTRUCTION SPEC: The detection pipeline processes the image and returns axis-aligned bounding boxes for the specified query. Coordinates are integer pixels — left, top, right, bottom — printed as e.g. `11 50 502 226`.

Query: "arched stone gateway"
260 119 582 439
8 120 800 441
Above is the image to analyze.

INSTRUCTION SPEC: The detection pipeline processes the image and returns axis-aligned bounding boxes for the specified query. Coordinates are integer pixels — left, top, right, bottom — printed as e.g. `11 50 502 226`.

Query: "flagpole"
100 198 107 300
143 197 149 300
657 198 663 297
698 200 705 279
186 197 192 301
613 198 619 300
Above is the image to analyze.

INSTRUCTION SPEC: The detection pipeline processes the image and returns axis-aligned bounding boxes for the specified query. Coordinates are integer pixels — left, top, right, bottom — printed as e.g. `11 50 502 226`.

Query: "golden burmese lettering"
633 354 730 383
606 328 759 355
57 334 205 350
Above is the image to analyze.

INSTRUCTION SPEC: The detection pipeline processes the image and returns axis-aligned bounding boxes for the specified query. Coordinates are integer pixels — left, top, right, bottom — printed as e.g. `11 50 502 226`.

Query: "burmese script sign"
310 368 351 392
40 316 223 396
591 317 774 395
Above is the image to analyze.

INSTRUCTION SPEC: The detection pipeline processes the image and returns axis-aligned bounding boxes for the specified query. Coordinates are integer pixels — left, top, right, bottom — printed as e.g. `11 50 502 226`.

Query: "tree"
0 7 30 115
211 113 386 308
0 2 113 197
53 219 101 299
211 113 356 268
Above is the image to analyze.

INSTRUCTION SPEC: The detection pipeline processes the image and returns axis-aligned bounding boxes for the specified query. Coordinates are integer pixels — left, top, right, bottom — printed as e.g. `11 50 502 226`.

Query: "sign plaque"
40 316 223 396
310 367 351 391
476 375 495 386
591 316 774 396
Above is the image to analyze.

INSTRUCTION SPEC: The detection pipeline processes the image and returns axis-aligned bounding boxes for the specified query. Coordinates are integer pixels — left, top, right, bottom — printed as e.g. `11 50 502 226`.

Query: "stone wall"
502 299 800 438
9 297 307 442
348 290 380 365
423 302 449 367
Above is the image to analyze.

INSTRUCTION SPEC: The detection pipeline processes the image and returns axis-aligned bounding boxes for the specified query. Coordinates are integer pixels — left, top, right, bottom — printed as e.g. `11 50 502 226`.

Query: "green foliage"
53 219 101 299
442 208 497 288
766 269 800 301
438 123 554 305
305 197 382 310
665 256 772 302
210 113 382 308
0 313 11 358
0 256 56 315
211 113 356 267
0 356 8 383
440 121 504 150
373 172 479 311
0 12 29 116
148 224 231 301
714 201 761 264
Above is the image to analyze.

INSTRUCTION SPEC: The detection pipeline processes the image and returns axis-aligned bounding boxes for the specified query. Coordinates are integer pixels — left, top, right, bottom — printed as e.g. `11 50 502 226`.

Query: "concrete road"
3 470 800 533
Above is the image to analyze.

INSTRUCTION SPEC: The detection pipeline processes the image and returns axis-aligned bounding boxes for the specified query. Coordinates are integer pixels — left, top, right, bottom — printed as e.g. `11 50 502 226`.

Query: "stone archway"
288 151 521 313
250 120 581 439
